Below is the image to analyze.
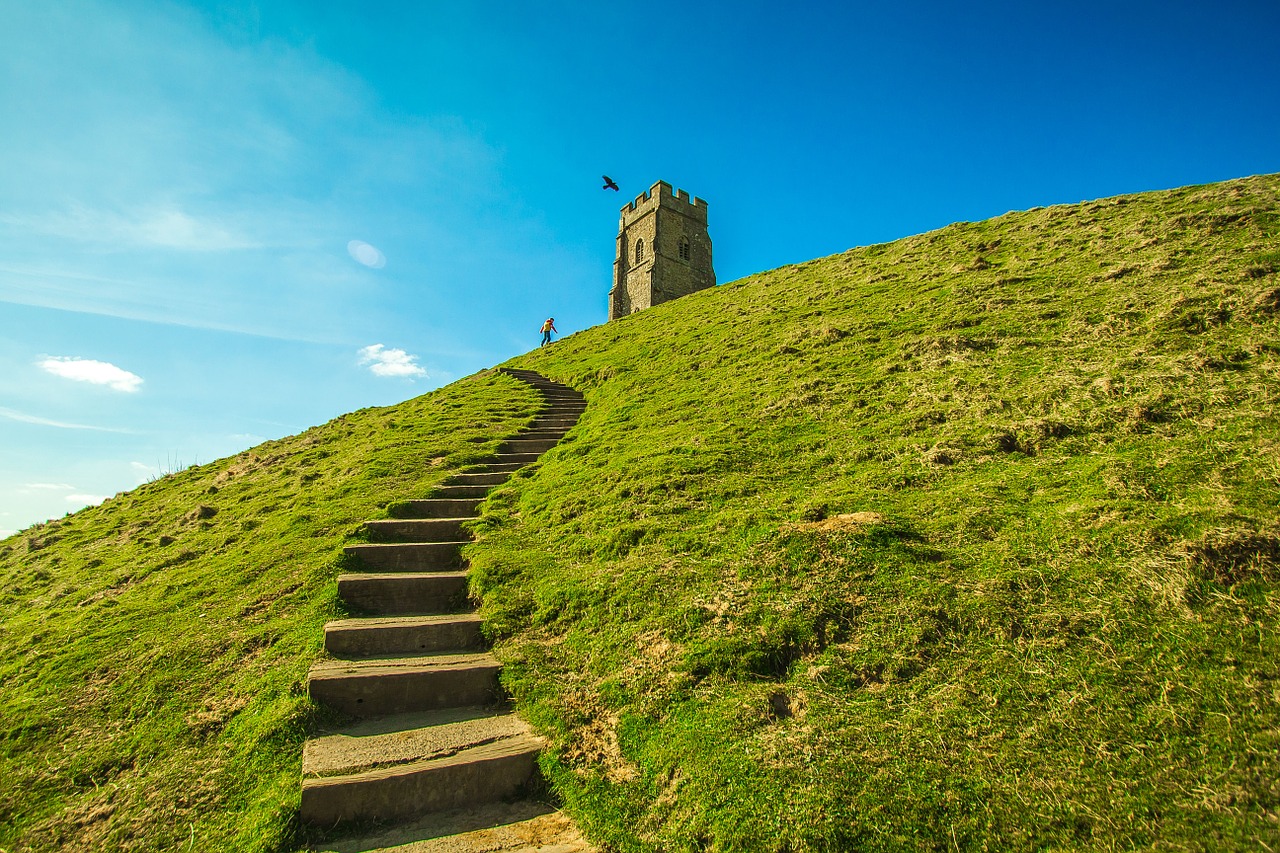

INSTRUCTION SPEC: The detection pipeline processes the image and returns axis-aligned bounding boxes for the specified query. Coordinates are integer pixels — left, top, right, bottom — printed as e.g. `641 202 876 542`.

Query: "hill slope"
477 174 1280 851
0 375 542 851
2 173 1277 852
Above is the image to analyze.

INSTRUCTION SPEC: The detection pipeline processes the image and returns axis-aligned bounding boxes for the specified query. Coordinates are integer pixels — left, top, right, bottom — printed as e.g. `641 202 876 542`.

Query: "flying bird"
602 175 619 191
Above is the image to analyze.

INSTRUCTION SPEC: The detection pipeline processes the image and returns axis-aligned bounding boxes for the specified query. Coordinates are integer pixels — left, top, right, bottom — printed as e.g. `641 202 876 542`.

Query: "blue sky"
2 0 1278 535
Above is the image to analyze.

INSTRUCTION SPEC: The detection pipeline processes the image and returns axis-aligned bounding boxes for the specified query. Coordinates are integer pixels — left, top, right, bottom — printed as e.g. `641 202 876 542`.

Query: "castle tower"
609 181 715 320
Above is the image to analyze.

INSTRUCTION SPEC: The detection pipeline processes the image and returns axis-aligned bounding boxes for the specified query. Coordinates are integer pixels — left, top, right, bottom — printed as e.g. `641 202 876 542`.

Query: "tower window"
679 236 691 261
635 239 644 263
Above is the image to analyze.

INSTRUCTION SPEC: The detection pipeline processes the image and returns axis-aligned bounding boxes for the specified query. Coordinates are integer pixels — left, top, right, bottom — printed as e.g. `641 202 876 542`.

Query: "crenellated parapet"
620 181 709 229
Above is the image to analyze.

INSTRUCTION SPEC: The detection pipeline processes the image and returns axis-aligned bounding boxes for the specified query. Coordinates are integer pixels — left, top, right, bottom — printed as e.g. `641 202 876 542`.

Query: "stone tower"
608 180 715 320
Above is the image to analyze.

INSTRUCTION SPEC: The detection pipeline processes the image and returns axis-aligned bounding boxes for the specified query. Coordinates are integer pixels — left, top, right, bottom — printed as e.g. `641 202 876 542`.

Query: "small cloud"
65 494 108 508
38 356 143 392
347 240 386 269
0 406 135 432
358 344 426 379
24 482 77 491
4 205 260 252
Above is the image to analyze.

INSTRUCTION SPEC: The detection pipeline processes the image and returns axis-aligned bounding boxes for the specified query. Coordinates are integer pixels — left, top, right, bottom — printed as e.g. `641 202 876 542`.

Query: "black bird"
602 175 619 191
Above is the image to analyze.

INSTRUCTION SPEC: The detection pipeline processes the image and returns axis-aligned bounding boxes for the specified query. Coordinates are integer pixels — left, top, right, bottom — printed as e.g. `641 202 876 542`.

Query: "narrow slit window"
635 239 644 263
679 236 691 261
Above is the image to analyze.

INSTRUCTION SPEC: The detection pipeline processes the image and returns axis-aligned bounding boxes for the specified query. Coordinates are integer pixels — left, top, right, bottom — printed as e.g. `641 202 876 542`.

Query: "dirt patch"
1251 286 1280 315
792 512 886 533
1181 524 1280 585
563 709 638 784
182 504 218 525
186 695 249 739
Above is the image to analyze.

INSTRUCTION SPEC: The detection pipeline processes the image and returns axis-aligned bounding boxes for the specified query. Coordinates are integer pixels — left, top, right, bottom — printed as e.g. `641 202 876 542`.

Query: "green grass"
3 174 1279 851
471 174 1280 851
0 372 541 852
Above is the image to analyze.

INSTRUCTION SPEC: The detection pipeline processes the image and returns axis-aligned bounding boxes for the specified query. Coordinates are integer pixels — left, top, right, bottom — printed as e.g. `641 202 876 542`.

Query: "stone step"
446 472 511 487
308 798 593 853
325 613 485 657
489 451 543 465
345 542 464 571
430 484 492 500
301 734 540 826
308 652 502 717
303 707 528 778
337 572 469 615
466 461 525 473
515 429 570 439
364 518 470 543
498 438 559 454
390 498 482 519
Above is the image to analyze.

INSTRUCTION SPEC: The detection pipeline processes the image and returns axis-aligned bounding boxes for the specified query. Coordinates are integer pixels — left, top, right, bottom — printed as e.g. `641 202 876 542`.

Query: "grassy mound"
471 174 1280 850
0 372 540 852
3 174 1277 852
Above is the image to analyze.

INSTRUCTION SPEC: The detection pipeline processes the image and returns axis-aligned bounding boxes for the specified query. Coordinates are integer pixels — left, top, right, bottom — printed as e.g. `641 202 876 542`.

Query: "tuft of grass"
0 371 541 852
468 173 1280 851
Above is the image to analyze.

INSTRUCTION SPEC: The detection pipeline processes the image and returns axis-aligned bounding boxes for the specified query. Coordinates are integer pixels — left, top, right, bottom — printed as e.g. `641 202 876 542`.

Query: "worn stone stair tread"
302 731 541 786
325 613 484 633
308 652 502 715
313 800 594 853
335 571 471 616
363 519 470 542
347 541 470 551
391 498 482 518
429 485 493 499
447 471 515 485
337 571 469 583
304 707 532 778
343 543 466 571
310 651 499 678
301 735 542 826
464 461 525 472
324 613 484 656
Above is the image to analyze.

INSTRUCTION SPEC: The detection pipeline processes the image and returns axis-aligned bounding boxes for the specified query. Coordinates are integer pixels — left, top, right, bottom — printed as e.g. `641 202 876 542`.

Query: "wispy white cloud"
23 482 78 491
0 406 136 433
348 240 386 269
358 344 427 378
1 205 261 252
0 3 510 345
38 356 143 392
65 494 108 508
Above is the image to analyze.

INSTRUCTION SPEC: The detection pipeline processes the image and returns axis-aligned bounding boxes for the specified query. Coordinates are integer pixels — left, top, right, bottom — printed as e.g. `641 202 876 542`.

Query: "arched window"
635 238 644 263
679 236 691 261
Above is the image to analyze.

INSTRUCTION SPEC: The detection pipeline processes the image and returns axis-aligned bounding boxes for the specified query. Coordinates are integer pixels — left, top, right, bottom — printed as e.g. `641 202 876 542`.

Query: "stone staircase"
302 368 592 851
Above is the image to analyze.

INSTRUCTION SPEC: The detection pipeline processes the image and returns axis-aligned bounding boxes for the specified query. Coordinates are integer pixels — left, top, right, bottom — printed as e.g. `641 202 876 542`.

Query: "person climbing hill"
540 317 557 347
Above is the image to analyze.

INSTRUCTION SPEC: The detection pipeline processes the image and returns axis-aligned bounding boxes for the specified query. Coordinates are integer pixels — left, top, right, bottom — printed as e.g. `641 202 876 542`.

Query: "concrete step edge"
324 613 484 631
299 737 541 825
302 707 530 779
303 734 542 784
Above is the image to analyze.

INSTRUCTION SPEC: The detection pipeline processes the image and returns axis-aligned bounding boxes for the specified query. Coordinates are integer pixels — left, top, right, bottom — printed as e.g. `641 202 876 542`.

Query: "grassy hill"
3 173 1278 851
0 378 543 851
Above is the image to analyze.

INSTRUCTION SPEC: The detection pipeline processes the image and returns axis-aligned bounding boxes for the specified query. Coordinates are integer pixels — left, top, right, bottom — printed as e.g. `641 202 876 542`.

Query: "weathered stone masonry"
608 180 715 320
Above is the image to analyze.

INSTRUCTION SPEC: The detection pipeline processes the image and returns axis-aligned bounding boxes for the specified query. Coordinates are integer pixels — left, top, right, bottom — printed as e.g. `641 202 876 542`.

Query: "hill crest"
2 173 1278 851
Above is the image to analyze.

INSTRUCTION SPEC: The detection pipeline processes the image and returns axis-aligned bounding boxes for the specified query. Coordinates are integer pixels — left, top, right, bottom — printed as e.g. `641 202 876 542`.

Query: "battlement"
620 180 709 227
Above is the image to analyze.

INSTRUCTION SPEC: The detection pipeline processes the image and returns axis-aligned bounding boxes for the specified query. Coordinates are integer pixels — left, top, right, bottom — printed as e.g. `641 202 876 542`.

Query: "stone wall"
609 181 715 320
